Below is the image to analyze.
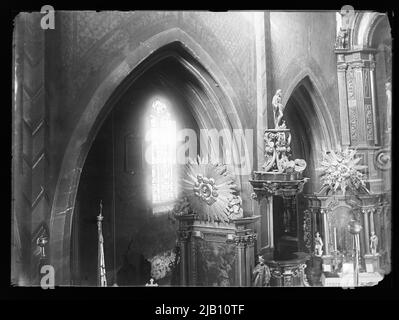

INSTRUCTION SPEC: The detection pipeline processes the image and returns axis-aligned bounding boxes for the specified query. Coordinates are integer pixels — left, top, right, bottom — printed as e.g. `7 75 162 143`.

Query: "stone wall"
13 11 346 285
269 11 340 139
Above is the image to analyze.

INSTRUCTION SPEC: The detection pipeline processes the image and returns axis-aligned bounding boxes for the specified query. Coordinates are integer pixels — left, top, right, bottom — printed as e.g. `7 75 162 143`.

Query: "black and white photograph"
10 7 393 294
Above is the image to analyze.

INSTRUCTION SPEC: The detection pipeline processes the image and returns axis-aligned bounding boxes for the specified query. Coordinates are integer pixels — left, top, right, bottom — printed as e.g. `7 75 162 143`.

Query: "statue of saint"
370 231 378 255
272 89 286 129
314 232 323 257
335 27 348 49
252 255 271 287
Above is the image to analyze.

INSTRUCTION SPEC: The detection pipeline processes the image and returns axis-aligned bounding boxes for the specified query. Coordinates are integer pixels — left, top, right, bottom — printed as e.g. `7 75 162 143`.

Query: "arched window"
147 99 178 213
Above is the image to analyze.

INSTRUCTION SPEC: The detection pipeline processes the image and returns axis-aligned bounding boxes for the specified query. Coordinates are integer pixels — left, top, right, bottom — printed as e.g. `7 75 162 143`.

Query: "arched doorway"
50 40 248 285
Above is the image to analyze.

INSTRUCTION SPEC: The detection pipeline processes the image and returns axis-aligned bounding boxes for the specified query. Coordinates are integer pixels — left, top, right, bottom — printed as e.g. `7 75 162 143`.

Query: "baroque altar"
304 148 388 286
172 158 259 286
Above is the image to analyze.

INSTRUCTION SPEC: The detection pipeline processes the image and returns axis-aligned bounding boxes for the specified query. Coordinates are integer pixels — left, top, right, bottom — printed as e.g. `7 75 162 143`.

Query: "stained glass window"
148 100 177 209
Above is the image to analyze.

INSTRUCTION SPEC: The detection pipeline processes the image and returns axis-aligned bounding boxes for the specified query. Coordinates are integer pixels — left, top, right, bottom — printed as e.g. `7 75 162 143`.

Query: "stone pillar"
336 58 351 146
363 209 370 255
370 61 379 145
344 51 378 147
321 209 330 256
311 208 318 252
233 233 257 287
343 50 383 193
245 235 256 286
189 236 197 285
369 208 375 234
252 192 273 259
267 196 274 249
235 238 246 286
178 230 190 286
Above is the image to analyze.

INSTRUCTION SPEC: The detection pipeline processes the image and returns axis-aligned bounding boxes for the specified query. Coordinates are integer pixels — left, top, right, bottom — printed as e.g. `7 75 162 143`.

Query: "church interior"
12 10 392 287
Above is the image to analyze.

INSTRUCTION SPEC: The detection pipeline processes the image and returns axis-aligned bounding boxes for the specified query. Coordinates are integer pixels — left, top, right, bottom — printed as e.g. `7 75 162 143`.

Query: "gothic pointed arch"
49 30 248 285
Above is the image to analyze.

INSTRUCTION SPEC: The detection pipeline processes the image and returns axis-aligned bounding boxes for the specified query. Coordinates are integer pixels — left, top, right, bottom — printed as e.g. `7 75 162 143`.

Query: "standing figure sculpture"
272 89 286 129
370 231 378 255
252 255 271 287
335 27 348 49
314 232 324 257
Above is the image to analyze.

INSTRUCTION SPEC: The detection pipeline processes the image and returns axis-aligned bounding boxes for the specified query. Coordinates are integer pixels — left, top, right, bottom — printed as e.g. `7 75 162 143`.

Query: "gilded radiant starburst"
318 148 368 195
180 157 239 223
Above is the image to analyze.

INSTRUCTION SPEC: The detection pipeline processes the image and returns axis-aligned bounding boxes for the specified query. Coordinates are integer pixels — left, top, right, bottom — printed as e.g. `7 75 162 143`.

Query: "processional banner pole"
97 200 107 287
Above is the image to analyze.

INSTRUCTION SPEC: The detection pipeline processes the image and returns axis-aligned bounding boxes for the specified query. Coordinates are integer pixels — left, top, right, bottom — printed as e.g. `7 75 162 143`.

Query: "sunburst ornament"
318 148 368 195
180 157 240 223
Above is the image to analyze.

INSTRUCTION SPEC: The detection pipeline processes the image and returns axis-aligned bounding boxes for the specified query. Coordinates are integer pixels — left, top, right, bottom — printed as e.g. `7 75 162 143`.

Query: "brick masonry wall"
46 11 257 193
270 11 340 138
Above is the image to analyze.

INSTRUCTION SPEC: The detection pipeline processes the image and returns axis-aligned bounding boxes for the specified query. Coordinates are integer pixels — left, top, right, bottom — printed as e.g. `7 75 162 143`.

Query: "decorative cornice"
228 233 257 246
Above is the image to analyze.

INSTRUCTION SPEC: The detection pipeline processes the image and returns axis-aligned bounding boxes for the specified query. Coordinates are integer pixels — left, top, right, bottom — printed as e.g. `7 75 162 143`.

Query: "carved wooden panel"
194 239 236 286
346 67 358 144
365 104 374 142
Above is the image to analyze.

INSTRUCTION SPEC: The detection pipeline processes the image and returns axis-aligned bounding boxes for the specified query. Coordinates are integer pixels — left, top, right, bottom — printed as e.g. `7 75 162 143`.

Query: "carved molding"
374 148 391 171
229 233 257 246
303 210 312 253
365 104 374 141
178 230 191 242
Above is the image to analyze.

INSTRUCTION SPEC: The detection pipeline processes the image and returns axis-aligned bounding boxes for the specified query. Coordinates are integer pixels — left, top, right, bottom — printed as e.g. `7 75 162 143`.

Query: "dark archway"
72 57 204 286
275 76 338 253
285 76 337 194
50 37 248 285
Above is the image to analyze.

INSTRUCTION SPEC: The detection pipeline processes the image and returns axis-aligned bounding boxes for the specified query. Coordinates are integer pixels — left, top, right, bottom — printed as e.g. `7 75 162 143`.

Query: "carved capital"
262 182 280 195
251 192 258 200
320 208 328 215
178 230 191 242
362 207 377 215
337 63 348 71
349 61 366 70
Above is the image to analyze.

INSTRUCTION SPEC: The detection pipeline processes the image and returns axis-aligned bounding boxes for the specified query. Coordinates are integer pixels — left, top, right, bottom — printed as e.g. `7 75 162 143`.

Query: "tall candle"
334 227 337 251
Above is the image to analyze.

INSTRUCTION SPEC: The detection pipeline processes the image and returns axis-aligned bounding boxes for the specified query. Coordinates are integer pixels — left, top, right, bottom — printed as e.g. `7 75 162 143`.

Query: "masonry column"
363 209 370 255
321 209 330 256
336 56 350 146
345 50 382 193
